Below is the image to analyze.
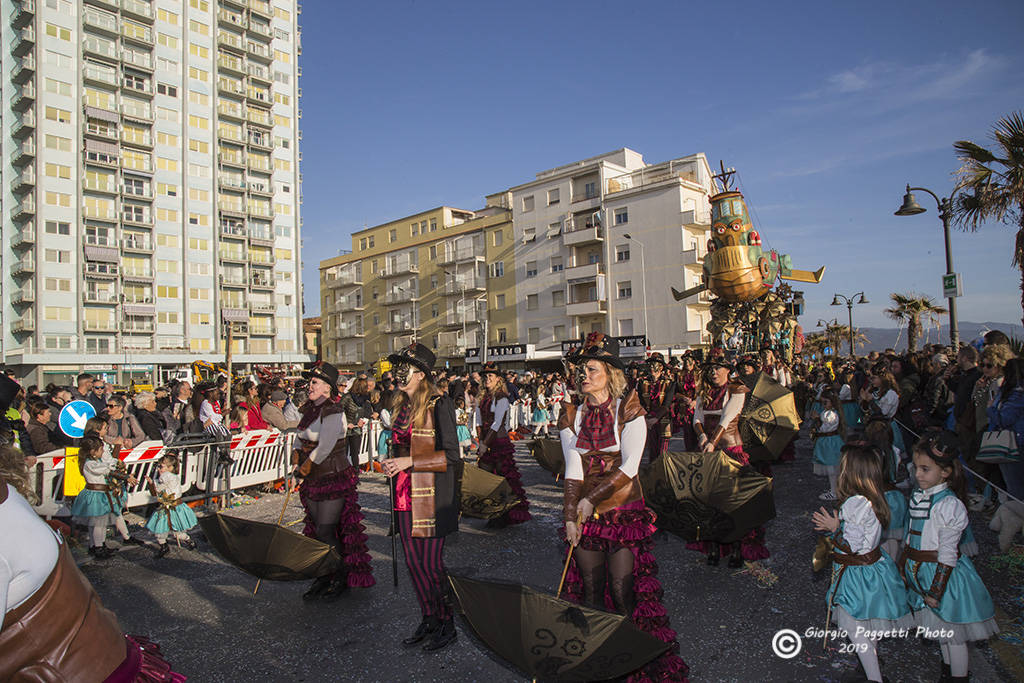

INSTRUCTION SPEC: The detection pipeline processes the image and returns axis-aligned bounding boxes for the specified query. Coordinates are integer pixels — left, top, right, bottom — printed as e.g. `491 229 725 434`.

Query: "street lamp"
622 233 648 345
830 292 868 358
816 318 839 356
894 184 959 348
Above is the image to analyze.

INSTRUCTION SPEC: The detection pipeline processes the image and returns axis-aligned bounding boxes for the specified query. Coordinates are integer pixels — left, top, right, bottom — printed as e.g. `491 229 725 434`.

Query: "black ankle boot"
728 548 744 568
320 572 349 601
154 543 170 559
302 575 331 601
948 676 968 683
403 616 440 647
89 545 114 559
706 542 720 566
422 618 457 651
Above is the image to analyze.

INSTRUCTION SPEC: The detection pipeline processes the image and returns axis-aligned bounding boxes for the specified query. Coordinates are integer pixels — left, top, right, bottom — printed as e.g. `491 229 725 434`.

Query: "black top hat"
303 361 340 388
571 332 624 370
704 347 734 371
736 354 760 370
479 361 502 376
646 352 668 368
387 343 435 375
0 375 20 412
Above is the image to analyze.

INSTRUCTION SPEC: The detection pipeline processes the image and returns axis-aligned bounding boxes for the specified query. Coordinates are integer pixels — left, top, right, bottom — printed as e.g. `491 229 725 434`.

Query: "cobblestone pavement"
80 432 1021 682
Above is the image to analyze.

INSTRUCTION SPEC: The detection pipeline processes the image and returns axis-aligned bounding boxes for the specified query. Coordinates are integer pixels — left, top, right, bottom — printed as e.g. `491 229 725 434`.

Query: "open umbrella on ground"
460 464 519 520
449 575 667 681
530 438 565 479
640 450 775 544
739 372 801 462
198 512 340 581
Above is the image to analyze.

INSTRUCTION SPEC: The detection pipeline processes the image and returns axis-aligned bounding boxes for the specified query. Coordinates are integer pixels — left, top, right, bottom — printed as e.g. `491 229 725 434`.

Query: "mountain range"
808 321 1023 353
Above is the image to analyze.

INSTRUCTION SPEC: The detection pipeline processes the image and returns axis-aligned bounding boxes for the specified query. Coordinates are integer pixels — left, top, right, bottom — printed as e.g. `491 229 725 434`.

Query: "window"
618 319 634 336
157 57 180 74
157 33 178 48
189 139 209 153
492 230 503 247
45 249 71 263
45 277 70 291
44 307 72 321
431 304 439 318
45 221 70 235
498 328 508 343
428 245 437 260
430 275 438 290
359 238 367 251
274 93 290 105
528 328 540 344
389 228 397 243
189 339 212 352
614 208 628 225
157 312 179 324
548 188 560 205
585 181 597 198
189 188 210 202
157 107 179 123
523 227 536 243
551 257 563 273
156 208 178 222
156 234 179 247
45 23 71 41
44 78 72 96
188 262 211 276
488 262 504 278
189 312 210 325
274 49 291 64
188 238 209 250
430 219 437 232
189 43 209 59
156 157 178 171
189 19 209 35
495 294 506 310
157 182 178 197
157 259 179 273
157 83 178 97
45 164 71 179
522 195 534 212
189 90 209 106
527 294 538 311
45 192 72 207
44 107 72 123
44 50 72 69
368 236 375 248
526 261 538 278
189 288 210 300
616 245 630 262
188 114 209 130
189 163 211 178
552 290 565 307
157 131 178 146
554 324 566 341
45 135 72 152
189 0 209 10
157 8 178 24
617 281 632 299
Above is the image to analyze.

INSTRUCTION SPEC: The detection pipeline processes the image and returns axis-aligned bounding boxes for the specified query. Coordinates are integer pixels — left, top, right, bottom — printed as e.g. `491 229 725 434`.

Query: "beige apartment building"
319 206 515 372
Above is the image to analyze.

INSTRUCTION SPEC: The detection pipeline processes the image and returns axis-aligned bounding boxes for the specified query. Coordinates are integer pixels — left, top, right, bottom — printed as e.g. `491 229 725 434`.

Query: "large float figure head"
704 189 780 302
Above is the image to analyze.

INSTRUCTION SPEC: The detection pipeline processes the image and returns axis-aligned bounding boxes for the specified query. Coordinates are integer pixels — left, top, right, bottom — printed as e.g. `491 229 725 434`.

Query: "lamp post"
816 318 839 357
623 233 648 345
830 292 868 358
894 184 959 348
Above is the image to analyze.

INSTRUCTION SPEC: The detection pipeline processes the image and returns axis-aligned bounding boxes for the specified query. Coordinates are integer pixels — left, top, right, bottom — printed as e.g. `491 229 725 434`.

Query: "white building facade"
2 0 309 386
499 148 713 357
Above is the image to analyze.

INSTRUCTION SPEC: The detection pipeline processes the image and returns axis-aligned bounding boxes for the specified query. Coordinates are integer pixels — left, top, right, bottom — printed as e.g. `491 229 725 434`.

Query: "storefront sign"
465 344 534 363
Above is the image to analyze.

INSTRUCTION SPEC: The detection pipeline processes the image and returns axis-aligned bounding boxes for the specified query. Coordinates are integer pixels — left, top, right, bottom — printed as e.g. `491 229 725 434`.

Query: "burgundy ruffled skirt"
299 466 376 587
478 435 531 523
685 446 770 561
562 500 689 682
104 636 186 682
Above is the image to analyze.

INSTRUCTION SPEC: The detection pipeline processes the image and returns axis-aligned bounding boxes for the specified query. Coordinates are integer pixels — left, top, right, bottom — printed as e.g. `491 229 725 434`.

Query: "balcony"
217 99 245 121
121 24 153 45
246 40 270 62
218 29 244 51
337 323 365 339
384 289 419 305
248 250 273 265
11 138 35 165
83 319 117 332
338 352 364 365
442 275 486 296
220 221 248 238
218 151 246 169
11 52 34 82
120 101 153 121
11 24 34 56
121 320 155 333
438 247 484 266
219 250 247 263
218 201 245 217
246 157 271 173
122 236 153 252
217 76 246 97
11 80 35 110
12 226 34 248
247 180 272 196
248 0 272 18
336 271 363 287
218 53 245 76
246 86 271 106
221 306 248 322
11 195 35 220
84 62 118 87
121 0 153 21
13 166 35 192
10 0 35 28
563 223 604 247
566 298 608 317
336 298 365 313
219 274 247 287
84 262 118 278
121 211 154 227
12 255 35 276
246 133 272 151
248 230 274 246
384 319 413 334
84 7 118 35
84 290 118 304
380 261 419 278
84 36 118 60
12 284 34 305
248 300 275 314
12 314 35 334
122 268 153 282
681 208 712 228
444 306 485 327
218 8 246 28
565 262 603 281
250 324 276 336
250 274 274 289
245 108 271 127
246 62 270 83
12 109 35 138
247 21 271 39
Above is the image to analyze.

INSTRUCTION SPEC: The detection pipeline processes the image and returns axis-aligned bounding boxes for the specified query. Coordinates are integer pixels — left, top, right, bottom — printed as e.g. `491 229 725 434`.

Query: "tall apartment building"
496 149 714 356
319 206 516 372
2 0 309 386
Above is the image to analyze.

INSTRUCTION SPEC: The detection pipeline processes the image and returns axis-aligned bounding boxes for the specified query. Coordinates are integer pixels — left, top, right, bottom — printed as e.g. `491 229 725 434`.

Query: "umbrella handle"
254 477 295 596
555 514 582 599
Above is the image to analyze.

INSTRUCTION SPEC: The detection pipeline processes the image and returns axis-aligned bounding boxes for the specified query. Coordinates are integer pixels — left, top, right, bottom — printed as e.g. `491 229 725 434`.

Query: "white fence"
29 424 385 519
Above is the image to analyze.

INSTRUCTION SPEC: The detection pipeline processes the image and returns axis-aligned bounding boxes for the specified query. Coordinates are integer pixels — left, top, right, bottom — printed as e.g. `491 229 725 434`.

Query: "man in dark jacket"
952 345 983 459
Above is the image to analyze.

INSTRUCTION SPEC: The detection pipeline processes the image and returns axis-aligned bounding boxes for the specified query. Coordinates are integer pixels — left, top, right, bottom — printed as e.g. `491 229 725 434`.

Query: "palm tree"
952 111 1024 328
829 324 870 356
883 293 948 353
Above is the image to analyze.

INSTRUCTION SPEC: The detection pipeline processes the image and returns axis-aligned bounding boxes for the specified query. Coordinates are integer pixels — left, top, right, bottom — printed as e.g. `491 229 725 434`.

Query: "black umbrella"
640 450 775 544
460 464 518 520
198 512 340 581
530 438 565 478
449 575 668 681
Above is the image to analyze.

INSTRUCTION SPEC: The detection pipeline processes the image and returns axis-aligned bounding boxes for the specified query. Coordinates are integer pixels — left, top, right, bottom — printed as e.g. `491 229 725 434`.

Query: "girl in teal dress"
902 432 998 683
812 444 912 683
70 435 139 558
812 391 846 501
145 454 198 558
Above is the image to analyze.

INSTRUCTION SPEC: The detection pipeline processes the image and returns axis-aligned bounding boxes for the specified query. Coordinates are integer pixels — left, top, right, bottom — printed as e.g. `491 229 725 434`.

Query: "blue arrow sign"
59 400 96 439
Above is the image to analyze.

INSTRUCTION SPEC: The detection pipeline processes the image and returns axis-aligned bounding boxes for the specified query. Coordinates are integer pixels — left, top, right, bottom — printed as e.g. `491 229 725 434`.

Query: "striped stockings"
397 511 450 619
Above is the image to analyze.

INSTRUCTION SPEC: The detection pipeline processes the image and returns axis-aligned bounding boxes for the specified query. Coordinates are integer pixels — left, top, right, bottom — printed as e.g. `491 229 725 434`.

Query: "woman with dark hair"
475 362 530 527
987 356 1024 499
859 364 906 457
340 376 373 470
104 395 145 450
382 344 462 652
25 398 61 455
237 380 268 431
559 333 688 682
292 362 374 601
670 354 700 450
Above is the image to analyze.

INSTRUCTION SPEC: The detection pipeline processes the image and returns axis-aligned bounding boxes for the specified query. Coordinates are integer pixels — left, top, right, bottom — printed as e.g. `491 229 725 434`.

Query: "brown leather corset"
702 412 743 449
581 451 642 515
295 435 350 481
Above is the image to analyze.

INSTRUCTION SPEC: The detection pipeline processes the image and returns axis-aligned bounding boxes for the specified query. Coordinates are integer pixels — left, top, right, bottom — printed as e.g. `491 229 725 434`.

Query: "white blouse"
874 389 899 419
82 457 114 485
199 399 222 426
559 398 646 481
1 485 60 616
153 470 181 499
839 384 853 401
819 409 840 434
908 483 968 566
474 396 509 434
692 389 746 444
297 403 348 465
838 495 882 554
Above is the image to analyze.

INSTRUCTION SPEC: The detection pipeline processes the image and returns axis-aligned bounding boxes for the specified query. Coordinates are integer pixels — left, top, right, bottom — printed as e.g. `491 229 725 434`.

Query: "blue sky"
297 0 1024 335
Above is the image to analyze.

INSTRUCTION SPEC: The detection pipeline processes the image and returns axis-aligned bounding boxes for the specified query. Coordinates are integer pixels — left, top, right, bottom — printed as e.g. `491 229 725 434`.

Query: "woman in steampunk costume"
669 352 700 451
292 362 375 601
686 350 771 566
383 344 463 652
559 333 688 682
475 361 531 527
639 352 676 459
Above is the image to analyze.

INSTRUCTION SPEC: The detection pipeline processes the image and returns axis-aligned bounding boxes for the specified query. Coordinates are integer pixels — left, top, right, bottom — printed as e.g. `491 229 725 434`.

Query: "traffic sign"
942 273 963 298
59 400 96 438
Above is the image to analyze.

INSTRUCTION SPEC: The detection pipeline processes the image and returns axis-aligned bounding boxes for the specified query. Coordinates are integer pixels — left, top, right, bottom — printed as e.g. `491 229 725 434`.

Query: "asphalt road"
80 431 1021 682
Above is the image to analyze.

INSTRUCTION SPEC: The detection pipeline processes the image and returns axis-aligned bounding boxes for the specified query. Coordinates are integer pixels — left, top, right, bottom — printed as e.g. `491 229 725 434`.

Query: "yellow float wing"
780 266 825 284
62 447 86 497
